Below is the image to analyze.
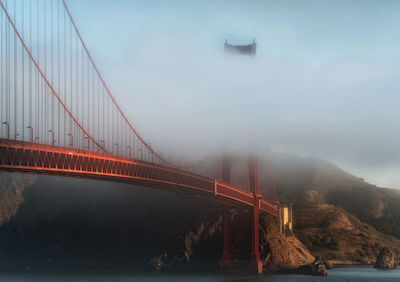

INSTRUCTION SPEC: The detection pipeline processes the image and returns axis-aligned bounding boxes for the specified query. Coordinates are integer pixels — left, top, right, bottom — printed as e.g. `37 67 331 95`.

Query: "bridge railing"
0 139 278 216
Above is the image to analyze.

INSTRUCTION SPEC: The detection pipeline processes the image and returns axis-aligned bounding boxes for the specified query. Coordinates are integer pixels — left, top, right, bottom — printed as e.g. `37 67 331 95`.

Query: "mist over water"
67 0 400 188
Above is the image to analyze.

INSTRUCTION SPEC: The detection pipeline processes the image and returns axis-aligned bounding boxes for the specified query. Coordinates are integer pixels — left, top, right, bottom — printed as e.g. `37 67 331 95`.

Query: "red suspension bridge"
0 0 278 273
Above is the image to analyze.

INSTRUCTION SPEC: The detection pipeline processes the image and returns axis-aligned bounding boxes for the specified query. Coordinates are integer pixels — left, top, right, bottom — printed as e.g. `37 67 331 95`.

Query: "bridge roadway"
0 139 278 217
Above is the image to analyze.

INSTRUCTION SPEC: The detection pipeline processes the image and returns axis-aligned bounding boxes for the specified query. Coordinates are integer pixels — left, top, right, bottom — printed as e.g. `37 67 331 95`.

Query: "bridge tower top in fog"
224 39 256 55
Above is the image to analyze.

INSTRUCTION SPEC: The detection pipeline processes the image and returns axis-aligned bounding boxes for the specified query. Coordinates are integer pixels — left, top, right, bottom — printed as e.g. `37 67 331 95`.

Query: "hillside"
294 203 400 264
259 153 400 239
256 152 400 264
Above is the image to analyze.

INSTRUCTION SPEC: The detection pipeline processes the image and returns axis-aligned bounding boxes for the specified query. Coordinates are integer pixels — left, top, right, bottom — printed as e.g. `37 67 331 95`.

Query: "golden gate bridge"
0 0 278 273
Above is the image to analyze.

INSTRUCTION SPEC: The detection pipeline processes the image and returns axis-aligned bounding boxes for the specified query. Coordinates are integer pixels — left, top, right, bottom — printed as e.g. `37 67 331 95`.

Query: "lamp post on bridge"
48 130 55 145
14 133 19 140
138 148 143 160
2 122 9 139
27 126 33 142
100 140 105 152
68 133 73 147
113 143 119 155
126 146 131 158
83 136 89 150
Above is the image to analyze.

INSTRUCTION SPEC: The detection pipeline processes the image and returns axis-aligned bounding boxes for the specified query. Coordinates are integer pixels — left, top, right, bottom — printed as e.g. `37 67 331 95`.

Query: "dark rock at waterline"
147 250 188 272
294 256 328 276
148 253 168 272
147 215 223 272
309 256 328 276
374 247 398 270
325 260 333 269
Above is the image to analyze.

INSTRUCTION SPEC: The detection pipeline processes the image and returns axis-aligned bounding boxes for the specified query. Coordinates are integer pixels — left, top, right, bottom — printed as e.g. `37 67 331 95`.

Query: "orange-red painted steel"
0 1 279 274
0 139 278 217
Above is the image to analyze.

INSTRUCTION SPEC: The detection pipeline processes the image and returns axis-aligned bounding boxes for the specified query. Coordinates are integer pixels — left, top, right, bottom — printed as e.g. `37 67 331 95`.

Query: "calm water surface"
1 266 400 281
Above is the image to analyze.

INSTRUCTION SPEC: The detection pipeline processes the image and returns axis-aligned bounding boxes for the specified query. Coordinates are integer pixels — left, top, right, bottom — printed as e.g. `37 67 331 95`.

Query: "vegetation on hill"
294 203 400 264
256 152 400 264
258 153 400 240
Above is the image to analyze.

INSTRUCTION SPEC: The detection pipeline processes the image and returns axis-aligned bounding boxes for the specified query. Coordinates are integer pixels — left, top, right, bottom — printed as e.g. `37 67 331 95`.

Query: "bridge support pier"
249 196 262 273
220 206 232 268
248 157 262 274
219 156 262 274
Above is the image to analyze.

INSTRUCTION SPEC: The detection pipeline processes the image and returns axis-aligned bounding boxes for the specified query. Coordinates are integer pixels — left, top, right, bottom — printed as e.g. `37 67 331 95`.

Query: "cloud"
70 0 400 187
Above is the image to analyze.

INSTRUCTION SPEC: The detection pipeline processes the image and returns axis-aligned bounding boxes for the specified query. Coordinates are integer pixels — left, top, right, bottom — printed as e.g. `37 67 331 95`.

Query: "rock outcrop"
259 213 314 271
374 247 398 270
294 203 400 265
295 256 328 276
0 173 36 224
148 253 168 271
148 214 222 272
309 256 328 275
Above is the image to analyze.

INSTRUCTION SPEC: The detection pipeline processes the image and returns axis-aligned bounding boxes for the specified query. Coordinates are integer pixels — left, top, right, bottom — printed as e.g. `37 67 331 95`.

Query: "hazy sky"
67 0 400 188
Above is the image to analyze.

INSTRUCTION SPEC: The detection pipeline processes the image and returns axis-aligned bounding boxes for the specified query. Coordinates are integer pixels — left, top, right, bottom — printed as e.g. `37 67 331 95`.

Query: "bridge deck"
0 139 278 217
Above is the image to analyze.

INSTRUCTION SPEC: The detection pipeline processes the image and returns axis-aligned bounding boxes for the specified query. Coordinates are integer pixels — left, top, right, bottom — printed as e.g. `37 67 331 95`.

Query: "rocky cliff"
257 153 400 265
259 213 314 271
294 203 400 265
261 153 400 240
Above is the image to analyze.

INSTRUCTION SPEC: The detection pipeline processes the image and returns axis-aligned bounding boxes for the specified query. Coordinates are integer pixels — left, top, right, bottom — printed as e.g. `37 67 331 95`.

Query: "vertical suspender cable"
70 18 72 141
51 0 54 142
29 0 32 140
111 101 115 152
36 0 39 141
87 55 89 148
5 2 8 131
21 0 25 140
92 58 94 149
97 76 99 147
61 0 182 164
81 44 84 147
44 0 47 143
57 0 60 145
0 0 105 151
64 5 67 146
102 85 104 148
91 59 94 149
7 0 9 136
1 6 3 132
107 88 110 151
14 0 17 139
76 30 78 148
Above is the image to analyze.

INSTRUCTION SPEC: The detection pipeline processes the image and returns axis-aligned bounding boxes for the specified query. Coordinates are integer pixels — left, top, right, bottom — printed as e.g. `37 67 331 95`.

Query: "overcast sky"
66 0 400 188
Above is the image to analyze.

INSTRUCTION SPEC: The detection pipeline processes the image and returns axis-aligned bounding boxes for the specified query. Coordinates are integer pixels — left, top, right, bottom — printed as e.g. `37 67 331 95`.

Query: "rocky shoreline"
279 247 400 276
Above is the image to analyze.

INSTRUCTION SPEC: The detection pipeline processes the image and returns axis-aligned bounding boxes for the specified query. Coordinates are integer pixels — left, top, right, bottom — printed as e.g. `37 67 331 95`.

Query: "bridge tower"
220 156 263 273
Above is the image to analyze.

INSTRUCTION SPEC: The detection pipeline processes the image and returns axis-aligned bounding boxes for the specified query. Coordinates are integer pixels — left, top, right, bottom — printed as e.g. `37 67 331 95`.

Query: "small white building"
279 203 293 234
